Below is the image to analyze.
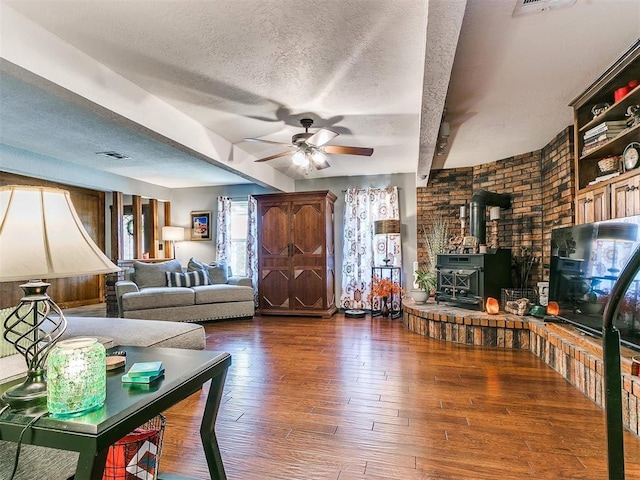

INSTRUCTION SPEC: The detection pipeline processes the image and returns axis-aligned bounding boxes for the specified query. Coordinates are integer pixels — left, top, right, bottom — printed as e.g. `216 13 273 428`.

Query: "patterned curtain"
246 195 259 304
216 196 232 265
340 186 401 310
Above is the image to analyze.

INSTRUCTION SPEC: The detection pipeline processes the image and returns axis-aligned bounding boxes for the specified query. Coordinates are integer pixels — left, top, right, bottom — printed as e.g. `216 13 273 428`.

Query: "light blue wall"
168 184 275 265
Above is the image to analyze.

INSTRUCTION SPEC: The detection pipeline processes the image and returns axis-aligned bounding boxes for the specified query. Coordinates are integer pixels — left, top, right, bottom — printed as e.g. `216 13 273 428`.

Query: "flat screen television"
549 216 640 351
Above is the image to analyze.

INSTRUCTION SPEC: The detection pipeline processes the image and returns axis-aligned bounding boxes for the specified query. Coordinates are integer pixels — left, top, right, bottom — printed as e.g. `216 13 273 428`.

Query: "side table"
0 346 231 480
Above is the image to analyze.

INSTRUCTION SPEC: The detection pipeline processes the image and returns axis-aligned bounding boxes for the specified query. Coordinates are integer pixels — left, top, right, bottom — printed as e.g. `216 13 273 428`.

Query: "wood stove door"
437 268 480 299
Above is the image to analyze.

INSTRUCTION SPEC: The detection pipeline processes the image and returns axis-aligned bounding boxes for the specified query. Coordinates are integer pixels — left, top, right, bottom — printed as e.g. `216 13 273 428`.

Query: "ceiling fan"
245 118 373 170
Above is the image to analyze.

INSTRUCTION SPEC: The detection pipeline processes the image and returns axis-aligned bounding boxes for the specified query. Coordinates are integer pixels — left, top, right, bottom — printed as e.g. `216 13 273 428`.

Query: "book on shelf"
582 139 612 155
588 171 620 185
584 120 628 138
584 131 624 145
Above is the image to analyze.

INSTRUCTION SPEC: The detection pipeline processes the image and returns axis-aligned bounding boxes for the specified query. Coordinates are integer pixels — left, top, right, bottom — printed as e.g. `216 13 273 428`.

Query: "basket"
103 414 166 480
501 288 537 308
598 156 620 174
505 299 530 316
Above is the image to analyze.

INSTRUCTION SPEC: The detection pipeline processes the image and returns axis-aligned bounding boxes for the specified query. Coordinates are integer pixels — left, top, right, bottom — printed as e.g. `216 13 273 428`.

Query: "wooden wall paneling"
0 171 106 309
164 202 172 258
111 191 124 261
149 199 159 258
132 195 143 259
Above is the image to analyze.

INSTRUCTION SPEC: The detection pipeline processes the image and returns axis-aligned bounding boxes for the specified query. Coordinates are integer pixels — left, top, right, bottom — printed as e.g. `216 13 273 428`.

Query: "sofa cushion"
122 287 195 311
192 284 255 304
134 259 182 289
166 269 211 287
62 316 206 350
188 258 228 284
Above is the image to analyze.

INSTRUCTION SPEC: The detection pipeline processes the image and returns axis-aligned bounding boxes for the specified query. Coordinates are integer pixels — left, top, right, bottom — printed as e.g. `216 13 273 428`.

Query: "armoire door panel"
293 269 324 309
260 205 290 256
292 203 324 255
260 270 290 308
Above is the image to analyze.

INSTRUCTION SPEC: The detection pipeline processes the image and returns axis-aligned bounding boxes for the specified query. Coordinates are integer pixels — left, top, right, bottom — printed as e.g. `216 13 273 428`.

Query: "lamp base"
1 369 47 412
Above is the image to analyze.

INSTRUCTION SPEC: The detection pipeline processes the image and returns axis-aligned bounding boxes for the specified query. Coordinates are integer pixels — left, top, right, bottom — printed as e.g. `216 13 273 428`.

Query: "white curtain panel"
216 196 232 264
339 186 401 311
246 196 259 305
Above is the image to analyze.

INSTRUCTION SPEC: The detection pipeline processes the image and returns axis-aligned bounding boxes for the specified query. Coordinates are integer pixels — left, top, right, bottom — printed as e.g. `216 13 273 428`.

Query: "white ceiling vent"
512 0 577 17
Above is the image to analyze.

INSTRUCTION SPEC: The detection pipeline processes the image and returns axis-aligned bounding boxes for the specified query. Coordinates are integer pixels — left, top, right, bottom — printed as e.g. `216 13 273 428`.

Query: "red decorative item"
629 80 639 90
614 86 630 103
103 415 165 480
547 301 560 317
486 297 499 314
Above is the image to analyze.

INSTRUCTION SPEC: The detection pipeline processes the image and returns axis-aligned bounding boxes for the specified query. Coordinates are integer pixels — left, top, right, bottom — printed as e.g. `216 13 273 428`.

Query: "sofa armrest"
115 281 139 317
228 276 253 288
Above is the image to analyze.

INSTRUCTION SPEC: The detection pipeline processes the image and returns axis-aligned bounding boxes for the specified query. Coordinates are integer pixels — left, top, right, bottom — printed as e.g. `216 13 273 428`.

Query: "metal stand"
371 266 402 319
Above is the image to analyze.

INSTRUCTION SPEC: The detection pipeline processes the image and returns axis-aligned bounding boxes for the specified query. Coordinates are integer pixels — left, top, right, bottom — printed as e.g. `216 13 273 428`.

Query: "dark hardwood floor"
65 305 640 479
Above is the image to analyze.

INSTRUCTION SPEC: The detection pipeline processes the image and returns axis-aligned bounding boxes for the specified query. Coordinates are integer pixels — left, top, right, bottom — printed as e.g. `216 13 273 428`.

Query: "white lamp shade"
489 206 501 221
0 185 120 282
162 226 185 241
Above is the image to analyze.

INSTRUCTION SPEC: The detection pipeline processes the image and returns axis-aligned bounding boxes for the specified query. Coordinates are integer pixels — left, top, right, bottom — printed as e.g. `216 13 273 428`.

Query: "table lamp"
0 185 119 411
374 219 401 266
161 226 185 259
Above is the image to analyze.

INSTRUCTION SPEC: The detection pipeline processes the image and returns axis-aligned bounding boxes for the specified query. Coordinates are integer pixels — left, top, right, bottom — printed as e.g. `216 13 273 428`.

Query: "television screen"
549 216 640 351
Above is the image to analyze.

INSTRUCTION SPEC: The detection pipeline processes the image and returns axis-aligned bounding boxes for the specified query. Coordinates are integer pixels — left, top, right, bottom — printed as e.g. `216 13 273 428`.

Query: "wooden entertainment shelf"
571 40 640 224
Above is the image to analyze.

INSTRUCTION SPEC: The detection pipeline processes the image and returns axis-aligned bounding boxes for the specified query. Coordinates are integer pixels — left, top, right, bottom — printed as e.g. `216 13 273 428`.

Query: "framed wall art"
190 210 212 241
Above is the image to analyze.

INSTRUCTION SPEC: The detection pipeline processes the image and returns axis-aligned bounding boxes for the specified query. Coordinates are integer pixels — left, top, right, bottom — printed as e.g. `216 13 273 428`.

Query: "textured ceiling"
2 0 434 187
1 0 639 190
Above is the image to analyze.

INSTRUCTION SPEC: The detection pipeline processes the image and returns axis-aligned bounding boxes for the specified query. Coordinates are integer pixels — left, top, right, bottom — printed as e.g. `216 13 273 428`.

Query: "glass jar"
47 337 106 416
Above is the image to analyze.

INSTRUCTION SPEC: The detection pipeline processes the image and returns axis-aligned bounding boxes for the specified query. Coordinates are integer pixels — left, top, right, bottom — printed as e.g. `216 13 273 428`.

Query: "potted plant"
411 267 436 303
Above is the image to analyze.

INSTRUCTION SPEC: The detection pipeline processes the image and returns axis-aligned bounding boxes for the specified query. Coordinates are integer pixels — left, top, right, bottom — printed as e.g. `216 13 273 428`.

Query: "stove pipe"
469 190 512 245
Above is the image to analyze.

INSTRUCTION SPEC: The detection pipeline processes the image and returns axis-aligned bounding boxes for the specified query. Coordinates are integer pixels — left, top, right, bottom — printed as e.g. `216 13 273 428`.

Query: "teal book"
121 370 165 384
126 361 164 377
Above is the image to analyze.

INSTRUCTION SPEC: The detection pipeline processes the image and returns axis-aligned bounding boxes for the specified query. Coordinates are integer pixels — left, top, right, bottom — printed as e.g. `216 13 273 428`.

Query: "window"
229 200 248 276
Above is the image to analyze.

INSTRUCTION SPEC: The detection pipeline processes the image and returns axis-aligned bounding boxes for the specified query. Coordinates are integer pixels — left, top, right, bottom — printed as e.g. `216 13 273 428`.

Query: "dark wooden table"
0 346 231 480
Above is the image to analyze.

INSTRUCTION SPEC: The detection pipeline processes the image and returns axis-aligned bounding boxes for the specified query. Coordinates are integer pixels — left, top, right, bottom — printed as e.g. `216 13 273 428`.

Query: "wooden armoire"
254 190 337 317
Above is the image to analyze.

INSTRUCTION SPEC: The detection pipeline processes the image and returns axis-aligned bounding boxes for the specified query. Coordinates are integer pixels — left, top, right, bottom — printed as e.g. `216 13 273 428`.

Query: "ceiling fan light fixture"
291 149 308 167
311 149 327 165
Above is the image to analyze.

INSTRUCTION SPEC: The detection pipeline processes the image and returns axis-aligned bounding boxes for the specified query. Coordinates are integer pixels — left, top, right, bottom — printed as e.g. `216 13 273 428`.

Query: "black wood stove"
435 249 512 311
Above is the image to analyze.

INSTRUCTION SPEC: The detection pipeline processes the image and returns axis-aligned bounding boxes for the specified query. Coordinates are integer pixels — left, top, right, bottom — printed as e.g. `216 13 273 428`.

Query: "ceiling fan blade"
306 128 339 147
244 138 293 147
324 145 374 156
254 151 292 163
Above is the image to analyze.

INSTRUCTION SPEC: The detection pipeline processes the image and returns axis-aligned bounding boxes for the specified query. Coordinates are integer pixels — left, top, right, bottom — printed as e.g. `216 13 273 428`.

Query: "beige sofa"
115 258 255 322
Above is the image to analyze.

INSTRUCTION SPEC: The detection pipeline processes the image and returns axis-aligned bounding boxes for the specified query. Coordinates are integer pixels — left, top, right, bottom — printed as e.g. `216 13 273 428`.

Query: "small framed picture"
190 211 212 241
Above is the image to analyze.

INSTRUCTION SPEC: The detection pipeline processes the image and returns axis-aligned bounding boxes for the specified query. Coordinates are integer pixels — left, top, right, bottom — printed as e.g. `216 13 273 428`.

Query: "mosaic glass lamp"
0 185 119 411
46 337 106 416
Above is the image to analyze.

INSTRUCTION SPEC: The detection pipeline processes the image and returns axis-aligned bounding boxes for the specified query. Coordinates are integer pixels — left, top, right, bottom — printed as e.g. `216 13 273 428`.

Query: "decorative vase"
410 289 428 304
47 337 106 417
381 297 391 317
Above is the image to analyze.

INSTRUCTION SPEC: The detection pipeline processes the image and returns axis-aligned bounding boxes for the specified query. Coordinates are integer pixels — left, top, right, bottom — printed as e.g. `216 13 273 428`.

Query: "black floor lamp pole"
602 244 640 480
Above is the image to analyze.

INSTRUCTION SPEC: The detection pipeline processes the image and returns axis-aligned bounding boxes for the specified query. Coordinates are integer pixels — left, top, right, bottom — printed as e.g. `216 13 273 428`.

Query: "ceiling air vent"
95 151 131 160
512 0 576 17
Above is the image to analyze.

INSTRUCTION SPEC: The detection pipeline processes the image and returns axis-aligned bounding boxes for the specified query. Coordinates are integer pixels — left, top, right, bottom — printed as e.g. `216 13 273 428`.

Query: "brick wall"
417 126 574 286
541 126 575 278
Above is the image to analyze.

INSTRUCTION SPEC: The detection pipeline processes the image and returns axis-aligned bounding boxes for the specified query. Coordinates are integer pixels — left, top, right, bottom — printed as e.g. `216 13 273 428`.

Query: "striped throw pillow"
166 269 211 287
